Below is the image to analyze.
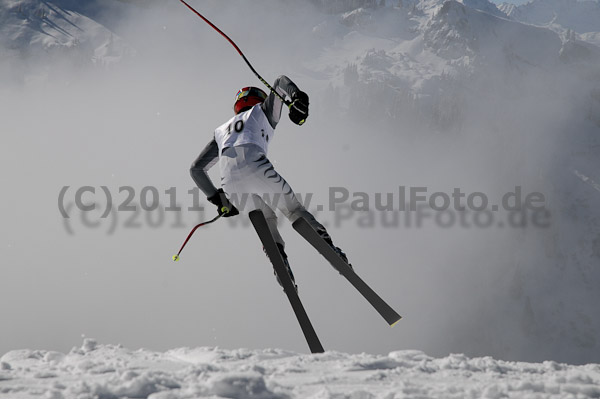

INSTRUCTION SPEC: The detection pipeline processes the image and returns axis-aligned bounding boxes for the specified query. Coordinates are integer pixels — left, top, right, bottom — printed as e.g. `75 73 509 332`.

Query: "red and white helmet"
233 86 268 114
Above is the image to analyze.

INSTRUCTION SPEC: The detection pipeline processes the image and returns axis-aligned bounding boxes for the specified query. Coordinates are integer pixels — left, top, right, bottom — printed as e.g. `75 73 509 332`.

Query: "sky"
1 0 599 366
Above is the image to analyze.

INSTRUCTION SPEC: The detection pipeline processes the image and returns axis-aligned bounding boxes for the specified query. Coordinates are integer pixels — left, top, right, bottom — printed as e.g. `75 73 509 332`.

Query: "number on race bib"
226 120 244 135
234 120 244 133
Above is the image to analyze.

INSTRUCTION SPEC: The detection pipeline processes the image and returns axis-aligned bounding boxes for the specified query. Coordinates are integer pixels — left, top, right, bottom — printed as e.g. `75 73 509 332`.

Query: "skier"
190 75 349 289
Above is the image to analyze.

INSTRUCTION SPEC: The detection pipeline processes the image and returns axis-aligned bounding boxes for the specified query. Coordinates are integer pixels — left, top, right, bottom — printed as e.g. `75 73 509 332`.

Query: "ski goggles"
235 87 268 102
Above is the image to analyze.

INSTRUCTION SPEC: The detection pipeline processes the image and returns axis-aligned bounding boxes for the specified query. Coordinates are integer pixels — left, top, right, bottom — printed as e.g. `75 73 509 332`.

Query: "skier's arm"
262 75 307 129
190 138 219 198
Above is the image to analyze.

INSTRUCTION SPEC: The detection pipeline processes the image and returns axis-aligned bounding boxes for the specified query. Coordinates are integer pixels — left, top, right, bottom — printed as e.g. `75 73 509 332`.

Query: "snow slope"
498 0 600 33
0 0 132 71
306 0 600 134
498 0 600 45
1 339 599 399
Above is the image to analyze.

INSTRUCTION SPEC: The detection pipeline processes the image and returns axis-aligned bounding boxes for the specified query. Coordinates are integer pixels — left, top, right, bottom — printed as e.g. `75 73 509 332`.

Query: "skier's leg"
252 195 297 290
288 208 350 266
249 153 350 266
252 194 285 248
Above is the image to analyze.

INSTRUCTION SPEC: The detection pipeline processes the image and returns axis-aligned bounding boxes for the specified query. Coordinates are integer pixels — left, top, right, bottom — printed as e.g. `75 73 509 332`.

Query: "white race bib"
214 105 275 156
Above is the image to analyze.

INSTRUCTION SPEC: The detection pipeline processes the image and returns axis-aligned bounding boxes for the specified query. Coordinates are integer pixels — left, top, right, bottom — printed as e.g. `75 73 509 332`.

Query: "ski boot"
263 243 298 292
315 226 353 271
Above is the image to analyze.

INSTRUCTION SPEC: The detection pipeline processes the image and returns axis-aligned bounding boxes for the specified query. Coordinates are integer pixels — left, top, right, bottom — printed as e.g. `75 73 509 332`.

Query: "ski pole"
177 0 291 107
172 209 227 261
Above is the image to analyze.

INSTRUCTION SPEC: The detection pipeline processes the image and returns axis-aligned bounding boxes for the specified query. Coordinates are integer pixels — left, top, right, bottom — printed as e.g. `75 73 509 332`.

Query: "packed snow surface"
1 339 599 399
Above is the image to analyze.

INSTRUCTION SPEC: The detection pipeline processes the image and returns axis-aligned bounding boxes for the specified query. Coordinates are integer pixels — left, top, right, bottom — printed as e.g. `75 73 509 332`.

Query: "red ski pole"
177 0 291 107
172 212 224 261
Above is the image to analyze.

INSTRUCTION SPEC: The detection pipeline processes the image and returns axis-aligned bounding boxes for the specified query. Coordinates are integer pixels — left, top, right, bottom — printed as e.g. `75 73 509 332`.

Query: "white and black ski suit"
190 75 331 248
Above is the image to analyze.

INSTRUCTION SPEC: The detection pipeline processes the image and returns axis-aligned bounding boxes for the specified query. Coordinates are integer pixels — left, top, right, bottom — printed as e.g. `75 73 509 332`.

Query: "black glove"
207 188 239 217
289 91 309 126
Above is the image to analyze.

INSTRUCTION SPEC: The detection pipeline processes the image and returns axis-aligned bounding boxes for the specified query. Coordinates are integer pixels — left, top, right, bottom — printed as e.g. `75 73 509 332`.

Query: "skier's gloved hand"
207 188 239 217
289 91 309 126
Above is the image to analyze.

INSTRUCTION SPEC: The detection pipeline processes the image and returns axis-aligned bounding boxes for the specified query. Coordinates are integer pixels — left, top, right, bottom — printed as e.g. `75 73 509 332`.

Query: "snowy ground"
2 0 600 387
1 339 599 399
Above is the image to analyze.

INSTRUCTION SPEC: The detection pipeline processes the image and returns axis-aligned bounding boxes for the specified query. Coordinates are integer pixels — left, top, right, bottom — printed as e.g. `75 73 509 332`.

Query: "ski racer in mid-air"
190 75 349 289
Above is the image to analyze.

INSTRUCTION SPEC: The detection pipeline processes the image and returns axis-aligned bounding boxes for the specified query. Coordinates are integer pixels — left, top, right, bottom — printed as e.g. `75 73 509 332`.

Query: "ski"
249 210 325 354
292 217 402 327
